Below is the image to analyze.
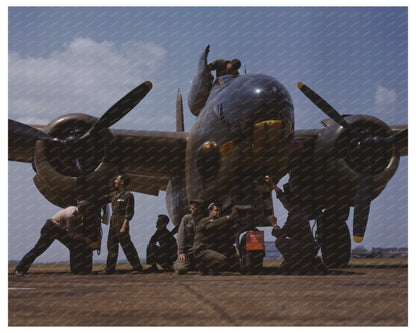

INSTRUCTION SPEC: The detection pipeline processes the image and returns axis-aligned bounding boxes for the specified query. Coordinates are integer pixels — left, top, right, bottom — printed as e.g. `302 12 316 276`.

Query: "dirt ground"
8 259 408 326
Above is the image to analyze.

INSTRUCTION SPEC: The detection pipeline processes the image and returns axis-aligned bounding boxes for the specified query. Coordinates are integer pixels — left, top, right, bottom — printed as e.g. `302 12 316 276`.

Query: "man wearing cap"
146 214 178 272
13 200 93 276
193 204 238 275
208 58 241 77
174 199 204 275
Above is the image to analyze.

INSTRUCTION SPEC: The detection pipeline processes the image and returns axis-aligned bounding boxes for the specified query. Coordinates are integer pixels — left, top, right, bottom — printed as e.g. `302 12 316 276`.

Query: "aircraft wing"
111 129 188 195
8 123 188 205
390 125 408 156
8 124 47 163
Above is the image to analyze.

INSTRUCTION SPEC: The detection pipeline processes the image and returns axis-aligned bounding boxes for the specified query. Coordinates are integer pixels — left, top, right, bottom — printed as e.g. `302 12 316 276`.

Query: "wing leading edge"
112 129 188 195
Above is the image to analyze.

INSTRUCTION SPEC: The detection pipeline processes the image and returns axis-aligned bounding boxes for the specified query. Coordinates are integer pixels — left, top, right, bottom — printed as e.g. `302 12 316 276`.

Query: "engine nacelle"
312 115 400 209
33 113 118 207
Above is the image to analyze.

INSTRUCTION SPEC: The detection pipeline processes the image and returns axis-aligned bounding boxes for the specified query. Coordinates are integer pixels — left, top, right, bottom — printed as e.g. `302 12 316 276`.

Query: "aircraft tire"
318 210 351 268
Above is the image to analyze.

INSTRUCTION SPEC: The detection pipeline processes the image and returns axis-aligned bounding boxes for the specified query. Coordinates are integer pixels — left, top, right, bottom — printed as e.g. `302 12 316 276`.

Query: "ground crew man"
193 204 238 275
207 203 240 272
264 175 327 275
101 173 143 274
174 199 203 275
146 214 178 272
13 200 93 276
208 58 241 77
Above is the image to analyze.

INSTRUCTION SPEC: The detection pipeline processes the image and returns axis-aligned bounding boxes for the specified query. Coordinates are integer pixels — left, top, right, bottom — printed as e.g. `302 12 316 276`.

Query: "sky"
6 4 409 264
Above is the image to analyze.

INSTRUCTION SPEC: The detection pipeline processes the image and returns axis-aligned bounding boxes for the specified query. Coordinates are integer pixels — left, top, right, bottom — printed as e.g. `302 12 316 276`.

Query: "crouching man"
265 175 327 275
193 204 238 275
174 199 203 275
13 200 93 276
146 214 178 272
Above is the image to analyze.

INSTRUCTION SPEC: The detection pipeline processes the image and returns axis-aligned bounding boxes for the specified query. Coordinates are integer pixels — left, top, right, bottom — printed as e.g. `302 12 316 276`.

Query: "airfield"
8 258 407 326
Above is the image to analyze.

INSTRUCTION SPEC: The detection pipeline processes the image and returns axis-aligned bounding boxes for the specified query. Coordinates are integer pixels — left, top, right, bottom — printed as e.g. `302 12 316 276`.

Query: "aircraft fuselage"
185 73 294 223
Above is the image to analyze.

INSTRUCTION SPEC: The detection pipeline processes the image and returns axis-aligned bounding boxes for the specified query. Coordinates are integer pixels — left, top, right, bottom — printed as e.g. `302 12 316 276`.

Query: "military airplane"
9 45 407 270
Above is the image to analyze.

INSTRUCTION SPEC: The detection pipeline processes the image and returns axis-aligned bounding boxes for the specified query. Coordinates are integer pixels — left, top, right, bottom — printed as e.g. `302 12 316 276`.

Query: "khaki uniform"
193 216 231 273
105 190 142 272
174 214 197 274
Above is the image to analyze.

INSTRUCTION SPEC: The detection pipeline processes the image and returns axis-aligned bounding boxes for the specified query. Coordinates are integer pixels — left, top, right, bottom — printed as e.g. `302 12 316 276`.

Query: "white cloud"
374 85 398 121
9 38 167 124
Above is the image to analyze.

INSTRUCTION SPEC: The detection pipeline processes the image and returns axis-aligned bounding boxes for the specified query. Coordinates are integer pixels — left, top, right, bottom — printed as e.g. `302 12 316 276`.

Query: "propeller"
81 81 152 139
297 82 406 242
9 81 152 174
9 119 64 143
10 81 152 143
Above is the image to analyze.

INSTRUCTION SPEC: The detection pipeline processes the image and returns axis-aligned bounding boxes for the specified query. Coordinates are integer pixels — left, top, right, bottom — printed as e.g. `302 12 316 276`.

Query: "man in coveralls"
101 173 143 274
264 175 327 275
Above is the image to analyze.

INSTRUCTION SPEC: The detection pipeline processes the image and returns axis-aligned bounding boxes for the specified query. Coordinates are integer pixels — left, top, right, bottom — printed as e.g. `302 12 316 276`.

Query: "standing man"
146 214 178 272
101 173 143 274
174 199 204 275
13 200 93 276
193 204 238 275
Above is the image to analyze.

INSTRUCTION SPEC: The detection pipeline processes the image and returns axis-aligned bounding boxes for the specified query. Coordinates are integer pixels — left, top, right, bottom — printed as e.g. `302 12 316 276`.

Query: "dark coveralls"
193 215 232 273
272 204 316 274
146 227 178 270
105 190 141 272
272 169 319 274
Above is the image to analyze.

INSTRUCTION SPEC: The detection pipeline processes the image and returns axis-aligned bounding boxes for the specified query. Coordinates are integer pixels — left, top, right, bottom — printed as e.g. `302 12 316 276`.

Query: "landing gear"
316 207 351 268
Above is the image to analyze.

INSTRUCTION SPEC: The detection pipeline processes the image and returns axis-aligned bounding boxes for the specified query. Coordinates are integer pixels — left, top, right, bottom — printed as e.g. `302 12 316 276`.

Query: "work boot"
147 264 163 273
131 265 144 274
12 270 24 277
312 257 328 275
162 266 174 272
98 269 116 275
199 265 209 275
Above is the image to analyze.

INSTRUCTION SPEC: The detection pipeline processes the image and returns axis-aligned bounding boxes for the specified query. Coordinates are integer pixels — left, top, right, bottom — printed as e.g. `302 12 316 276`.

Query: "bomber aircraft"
9 45 408 271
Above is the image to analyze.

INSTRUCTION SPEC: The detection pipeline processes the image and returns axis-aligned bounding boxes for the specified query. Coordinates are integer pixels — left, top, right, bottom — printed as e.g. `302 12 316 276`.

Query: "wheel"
318 207 351 268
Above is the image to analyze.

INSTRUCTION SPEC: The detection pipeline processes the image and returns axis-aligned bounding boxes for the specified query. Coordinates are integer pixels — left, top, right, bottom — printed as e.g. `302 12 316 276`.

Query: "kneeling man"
193 204 238 275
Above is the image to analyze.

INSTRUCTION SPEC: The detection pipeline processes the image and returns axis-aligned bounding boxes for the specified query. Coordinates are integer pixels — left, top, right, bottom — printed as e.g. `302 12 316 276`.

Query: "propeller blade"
86 81 152 136
9 119 62 143
297 82 355 129
385 128 408 144
352 156 373 242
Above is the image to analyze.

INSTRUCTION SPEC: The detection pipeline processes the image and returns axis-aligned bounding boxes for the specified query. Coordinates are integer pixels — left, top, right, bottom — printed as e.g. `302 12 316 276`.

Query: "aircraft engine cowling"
33 113 118 208
313 115 400 208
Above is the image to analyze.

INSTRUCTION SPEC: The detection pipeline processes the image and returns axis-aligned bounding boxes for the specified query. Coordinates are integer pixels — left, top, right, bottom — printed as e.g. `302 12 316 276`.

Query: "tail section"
176 89 185 132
